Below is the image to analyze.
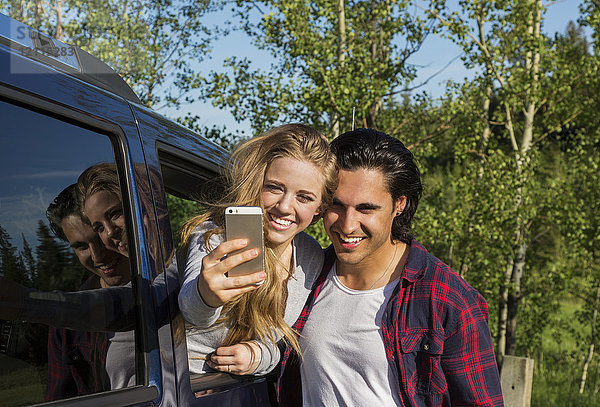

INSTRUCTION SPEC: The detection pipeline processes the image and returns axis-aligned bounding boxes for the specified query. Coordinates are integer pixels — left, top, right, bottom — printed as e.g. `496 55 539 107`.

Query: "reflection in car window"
0 100 137 405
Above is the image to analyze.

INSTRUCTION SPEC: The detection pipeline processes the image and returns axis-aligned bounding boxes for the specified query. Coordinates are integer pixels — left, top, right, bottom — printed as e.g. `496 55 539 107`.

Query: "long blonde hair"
181 124 337 353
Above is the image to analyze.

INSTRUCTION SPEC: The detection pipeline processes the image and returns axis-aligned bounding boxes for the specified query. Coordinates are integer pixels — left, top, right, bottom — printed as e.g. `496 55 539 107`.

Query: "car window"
0 100 138 405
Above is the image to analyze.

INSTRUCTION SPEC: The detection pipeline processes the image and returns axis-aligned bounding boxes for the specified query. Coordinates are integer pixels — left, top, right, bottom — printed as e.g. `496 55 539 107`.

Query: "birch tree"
424 0 591 364
203 0 430 134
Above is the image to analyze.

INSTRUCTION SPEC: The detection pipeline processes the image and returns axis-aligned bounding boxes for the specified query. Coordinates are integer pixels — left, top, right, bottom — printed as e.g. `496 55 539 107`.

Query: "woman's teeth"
273 217 292 226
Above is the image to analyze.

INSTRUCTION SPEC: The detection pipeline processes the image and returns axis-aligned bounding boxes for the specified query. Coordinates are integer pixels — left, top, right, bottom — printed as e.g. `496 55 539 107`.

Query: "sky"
0 100 115 253
0 0 584 254
163 0 585 135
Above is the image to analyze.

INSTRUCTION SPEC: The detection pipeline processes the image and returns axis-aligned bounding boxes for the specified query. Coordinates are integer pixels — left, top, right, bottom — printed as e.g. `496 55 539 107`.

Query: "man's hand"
0 276 26 320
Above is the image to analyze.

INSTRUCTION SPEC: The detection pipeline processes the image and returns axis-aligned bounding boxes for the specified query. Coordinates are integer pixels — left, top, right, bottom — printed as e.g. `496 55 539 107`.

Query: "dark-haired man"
45 184 130 401
279 129 503 406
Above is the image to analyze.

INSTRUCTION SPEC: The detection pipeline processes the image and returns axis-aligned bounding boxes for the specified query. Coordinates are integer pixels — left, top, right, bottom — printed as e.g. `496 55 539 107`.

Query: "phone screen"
225 206 265 278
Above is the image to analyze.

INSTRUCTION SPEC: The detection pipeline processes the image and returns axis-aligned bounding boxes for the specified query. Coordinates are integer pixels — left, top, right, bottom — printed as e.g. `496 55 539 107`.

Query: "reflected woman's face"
84 190 129 257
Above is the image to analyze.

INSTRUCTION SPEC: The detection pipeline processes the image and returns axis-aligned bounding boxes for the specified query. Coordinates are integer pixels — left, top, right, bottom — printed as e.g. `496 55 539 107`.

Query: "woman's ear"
310 209 322 225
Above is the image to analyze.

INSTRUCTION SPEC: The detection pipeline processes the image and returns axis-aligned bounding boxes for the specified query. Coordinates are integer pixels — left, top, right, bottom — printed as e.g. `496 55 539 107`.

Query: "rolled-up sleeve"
442 291 504 406
178 225 223 328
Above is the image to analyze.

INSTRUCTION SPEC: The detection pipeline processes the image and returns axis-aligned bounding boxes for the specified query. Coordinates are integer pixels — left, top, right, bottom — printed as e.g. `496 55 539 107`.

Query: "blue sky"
164 0 585 134
0 100 115 252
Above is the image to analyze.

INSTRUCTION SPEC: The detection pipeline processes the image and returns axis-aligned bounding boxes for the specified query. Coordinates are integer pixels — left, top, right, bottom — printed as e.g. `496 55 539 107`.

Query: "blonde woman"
178 124 337 375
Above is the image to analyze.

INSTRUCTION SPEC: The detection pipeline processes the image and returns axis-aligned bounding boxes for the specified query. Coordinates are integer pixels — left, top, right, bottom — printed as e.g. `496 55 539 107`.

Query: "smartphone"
225 206 265 278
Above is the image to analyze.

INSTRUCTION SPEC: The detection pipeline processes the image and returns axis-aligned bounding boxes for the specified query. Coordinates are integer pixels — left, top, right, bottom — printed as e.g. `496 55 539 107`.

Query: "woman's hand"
206 341 262 375
197 239 266 308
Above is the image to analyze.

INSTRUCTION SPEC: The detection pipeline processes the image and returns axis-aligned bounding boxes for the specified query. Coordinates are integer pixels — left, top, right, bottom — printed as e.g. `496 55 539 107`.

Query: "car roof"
0 12 141 104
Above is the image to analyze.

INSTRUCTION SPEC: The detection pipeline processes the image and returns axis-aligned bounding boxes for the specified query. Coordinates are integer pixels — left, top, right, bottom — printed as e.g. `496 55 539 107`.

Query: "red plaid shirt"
45 276 109 401
279 239 504 406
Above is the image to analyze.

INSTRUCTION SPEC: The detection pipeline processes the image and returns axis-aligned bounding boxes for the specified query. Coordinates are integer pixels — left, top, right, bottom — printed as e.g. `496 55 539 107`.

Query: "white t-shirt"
106 330 136 389
299 264 402 406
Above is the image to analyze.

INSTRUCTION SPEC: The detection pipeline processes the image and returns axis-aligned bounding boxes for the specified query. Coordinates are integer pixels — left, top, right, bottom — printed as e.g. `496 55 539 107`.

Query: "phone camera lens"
228 209 233 213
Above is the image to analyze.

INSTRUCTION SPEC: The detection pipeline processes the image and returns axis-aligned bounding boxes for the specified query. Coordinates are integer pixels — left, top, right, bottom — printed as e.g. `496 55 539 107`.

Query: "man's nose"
89 241 105 264
339 209 359 235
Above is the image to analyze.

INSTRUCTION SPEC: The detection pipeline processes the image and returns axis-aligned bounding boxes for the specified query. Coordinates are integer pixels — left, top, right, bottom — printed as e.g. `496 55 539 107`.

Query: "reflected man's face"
84 190 129 257
61 214 130 288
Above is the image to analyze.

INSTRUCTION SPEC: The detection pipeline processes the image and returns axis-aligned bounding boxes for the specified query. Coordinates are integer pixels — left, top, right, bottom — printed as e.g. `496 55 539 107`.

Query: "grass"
0 354 45 406
531 296 600 407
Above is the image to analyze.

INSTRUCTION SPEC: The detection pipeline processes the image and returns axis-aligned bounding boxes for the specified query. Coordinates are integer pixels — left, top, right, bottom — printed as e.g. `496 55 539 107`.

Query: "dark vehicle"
0 14 271 406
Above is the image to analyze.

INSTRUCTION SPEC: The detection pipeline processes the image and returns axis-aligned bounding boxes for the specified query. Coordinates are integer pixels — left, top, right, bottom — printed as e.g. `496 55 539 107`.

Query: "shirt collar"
402 237 428 283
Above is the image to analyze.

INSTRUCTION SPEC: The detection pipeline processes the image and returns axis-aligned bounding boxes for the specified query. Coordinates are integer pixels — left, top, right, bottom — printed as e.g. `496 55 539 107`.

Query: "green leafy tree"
0 0 224 113
63 0 222 109
19 236 36 285
33 221 81 292
560 0 600 395
423 0 595 363
203 0 431 135
0 225 30 286
165 193 204 250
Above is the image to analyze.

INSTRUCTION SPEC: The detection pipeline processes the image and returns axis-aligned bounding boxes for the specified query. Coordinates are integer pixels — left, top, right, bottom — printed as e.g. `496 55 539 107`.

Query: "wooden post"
500 355 534 407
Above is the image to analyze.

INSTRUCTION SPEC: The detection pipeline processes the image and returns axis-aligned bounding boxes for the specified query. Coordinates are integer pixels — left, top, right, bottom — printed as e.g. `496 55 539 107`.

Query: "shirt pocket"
64 344 88 365
400 329 447 396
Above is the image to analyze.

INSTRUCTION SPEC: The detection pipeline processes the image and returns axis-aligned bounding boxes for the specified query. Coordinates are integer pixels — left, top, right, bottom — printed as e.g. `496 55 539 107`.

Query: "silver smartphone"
225 206 265 278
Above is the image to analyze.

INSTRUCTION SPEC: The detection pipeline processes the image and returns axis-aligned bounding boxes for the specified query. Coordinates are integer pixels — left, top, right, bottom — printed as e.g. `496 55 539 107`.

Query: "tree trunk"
501 0 541 359
366 96 382 128
497 255 514 366
580 280 600 393
18 0 26 21
54 0 63 40
364 0 381 128
506 240 528 355
35 0 44 29
594 357 600 394
331 0 346 138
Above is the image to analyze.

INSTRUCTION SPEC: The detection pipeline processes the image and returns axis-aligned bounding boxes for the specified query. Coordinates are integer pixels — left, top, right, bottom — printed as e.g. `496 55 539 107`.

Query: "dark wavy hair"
46 184 79 242
330 128 422 244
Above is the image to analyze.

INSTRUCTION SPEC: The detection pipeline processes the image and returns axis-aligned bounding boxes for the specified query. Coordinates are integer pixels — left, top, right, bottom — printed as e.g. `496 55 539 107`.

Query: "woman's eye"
264 184 282 192
297 195 313 203
110 209 122 220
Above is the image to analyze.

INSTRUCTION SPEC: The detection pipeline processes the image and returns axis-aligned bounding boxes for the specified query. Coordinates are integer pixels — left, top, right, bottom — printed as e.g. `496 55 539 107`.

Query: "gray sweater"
178 222 324 375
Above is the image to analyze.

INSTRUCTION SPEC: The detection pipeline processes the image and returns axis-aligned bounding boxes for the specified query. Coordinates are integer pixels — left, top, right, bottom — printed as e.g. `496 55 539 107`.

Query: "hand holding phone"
197 238 265 308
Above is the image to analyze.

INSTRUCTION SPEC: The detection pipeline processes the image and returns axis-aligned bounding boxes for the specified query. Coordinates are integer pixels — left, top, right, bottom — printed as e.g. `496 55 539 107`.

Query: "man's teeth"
98 261 117 271
341 236 363 243
273 217 292 226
